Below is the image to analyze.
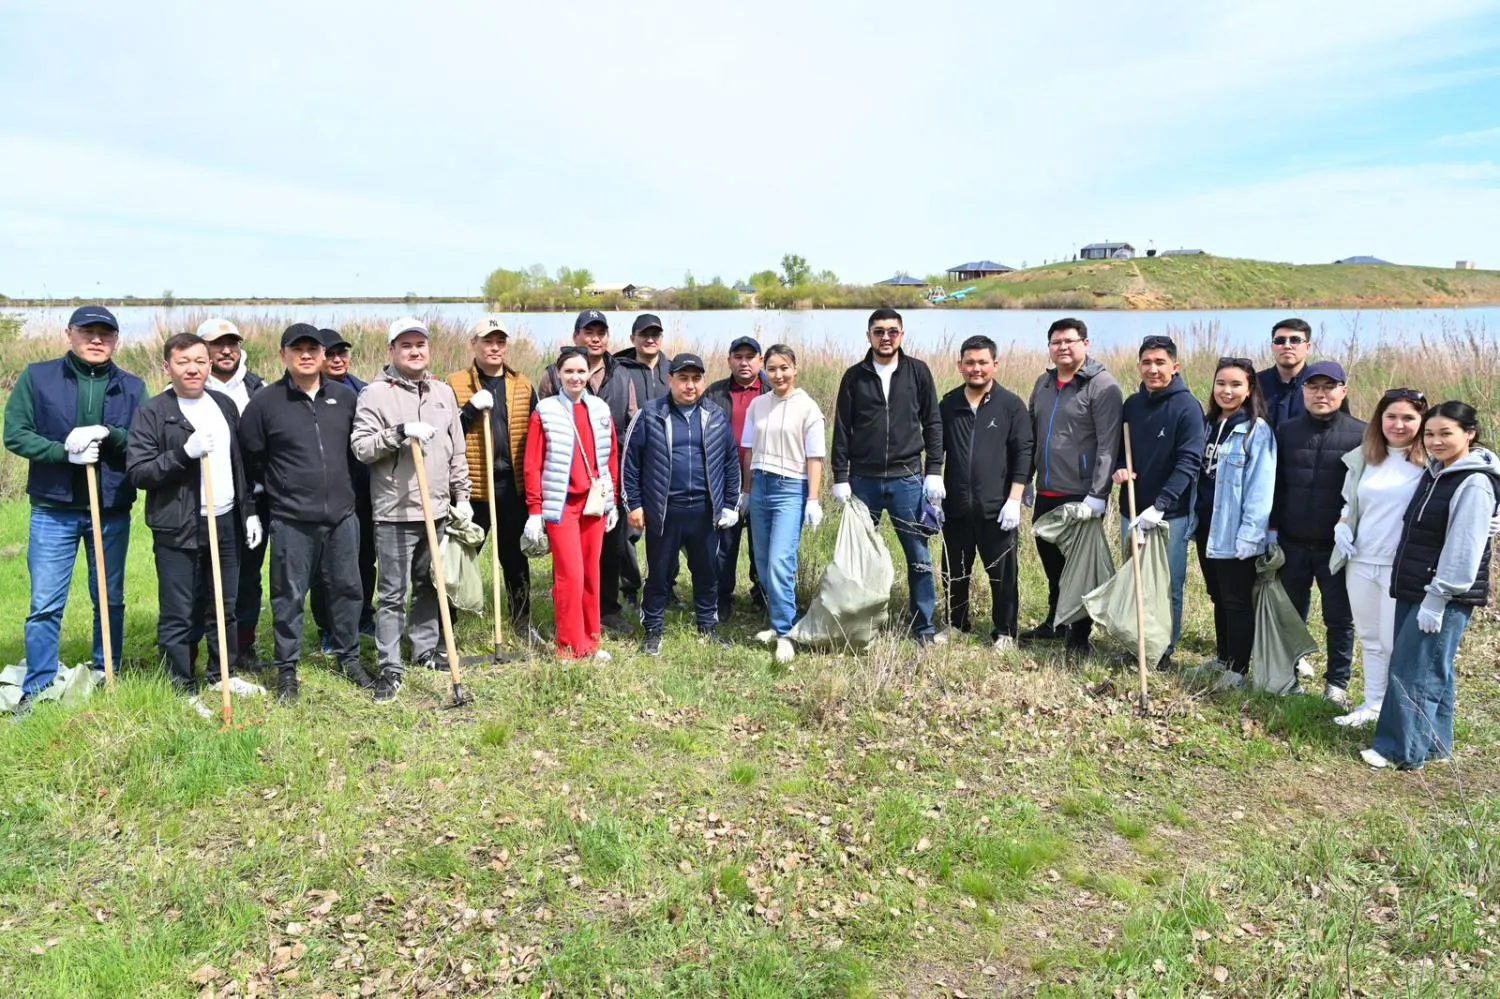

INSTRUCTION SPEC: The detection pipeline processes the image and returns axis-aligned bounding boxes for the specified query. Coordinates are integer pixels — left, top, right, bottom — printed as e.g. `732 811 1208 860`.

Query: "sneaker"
699 627 733 649
343 661 377 689
1323 684 1349 708
1154 651 1174 672
754 629 778 645
1334 705 1380 728
12 692 37 723
276 671 300 704
594 649 614 662
643 633 663 657
372 672 400 703
600 613 631 636
1212 669 1247 692
1295 657 1314 679
415 651 443 672
1018 622 1062 645
774 638 795 664
1183 657 1229 681
914 633 937 649
1360 748 1391 769
935 626 966 646
993 635 1017 652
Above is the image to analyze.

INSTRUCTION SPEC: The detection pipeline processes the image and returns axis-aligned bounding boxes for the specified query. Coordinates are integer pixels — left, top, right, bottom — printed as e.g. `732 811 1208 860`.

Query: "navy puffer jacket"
622 395 741 535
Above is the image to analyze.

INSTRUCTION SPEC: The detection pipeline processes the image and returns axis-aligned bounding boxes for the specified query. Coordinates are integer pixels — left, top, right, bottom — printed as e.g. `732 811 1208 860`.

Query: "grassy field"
1 329 1499 996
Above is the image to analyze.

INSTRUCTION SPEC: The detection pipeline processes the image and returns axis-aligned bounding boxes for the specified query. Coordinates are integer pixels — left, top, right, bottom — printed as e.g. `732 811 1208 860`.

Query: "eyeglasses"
1048 337 1085 348
70 327 118 342
1382 388 1426 404
869 326 903 339
1271 336 1308 346
326 348 350 359
1304 381 1343 395
633 332 663 342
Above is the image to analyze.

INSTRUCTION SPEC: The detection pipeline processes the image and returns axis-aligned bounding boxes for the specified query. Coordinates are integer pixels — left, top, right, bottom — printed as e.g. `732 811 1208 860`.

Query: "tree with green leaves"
482 267 529 302
781 253 810 288
556 266 594 291
748 269 781 292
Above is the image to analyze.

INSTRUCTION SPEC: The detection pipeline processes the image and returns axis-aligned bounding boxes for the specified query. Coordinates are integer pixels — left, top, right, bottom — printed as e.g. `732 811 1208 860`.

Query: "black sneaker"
698 627 733 649
372 672 400 703
643 633 664 657
1018 622 1062 645
415 651 443 671
276 671 300 703
343 660 377 689
601 613 632 636
1155 651 1175 672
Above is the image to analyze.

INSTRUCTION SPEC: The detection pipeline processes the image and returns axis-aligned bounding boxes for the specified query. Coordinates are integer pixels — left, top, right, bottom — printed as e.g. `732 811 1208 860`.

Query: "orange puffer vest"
446 364 533 499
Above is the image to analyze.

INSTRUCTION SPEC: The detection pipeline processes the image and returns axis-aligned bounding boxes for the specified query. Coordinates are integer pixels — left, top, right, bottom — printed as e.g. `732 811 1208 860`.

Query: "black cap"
1302 360 1347 384
728 336 762 355
319 327 352 351
280 322 325 349
668 352 706 374
574 308 608 331
631 314 664 336
67 305 118 331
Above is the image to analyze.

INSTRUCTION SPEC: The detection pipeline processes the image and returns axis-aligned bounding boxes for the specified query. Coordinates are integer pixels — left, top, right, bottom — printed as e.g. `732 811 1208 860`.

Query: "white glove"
1333 522 1357 559
184 429 217 459
923 474 946 502
402 422 436 444
453 500 474 522
998 498 1022 531
1132 506 1166 536
606 505 619 531
1488 510 1499 538
68 442 100 465
1267 529 1279 546
803 500 824 530
736 492 751 517
1235 539 1259 560
244 515 263 550
831 482 852 505
64 425 110 453
469 389 494 411
1417 596 1445 634
716 508 739 529
524 514 545 544
1083 495 1108 518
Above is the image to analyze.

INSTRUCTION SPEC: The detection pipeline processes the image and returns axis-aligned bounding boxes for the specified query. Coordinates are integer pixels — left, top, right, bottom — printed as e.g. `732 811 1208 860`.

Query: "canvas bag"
437 509 488 615
1032 502 1116 626
788 498 896 650
1083 527 1172 665
1252 544 1318 695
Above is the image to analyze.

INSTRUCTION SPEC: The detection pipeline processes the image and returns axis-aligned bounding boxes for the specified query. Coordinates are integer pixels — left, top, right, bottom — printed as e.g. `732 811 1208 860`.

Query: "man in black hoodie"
938 336 1033 647
613 314 670 608
1110 336 1205 668
830 308 945 644
1270 361 1366 705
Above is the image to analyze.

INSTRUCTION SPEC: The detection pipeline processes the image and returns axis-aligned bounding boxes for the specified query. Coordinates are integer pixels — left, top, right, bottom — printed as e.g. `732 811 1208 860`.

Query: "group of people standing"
3 307 1491 772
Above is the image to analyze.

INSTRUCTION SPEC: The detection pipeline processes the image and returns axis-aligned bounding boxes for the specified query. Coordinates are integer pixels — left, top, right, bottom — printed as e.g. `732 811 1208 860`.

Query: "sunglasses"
1382 388 1426 405
557 346 590 363
1140 335 1175 351
1272 335 1308 346
1216 356 1254 369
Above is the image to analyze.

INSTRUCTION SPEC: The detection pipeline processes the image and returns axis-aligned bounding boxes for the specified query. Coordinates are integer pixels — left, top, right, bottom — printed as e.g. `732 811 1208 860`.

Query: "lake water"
4 302 1495 355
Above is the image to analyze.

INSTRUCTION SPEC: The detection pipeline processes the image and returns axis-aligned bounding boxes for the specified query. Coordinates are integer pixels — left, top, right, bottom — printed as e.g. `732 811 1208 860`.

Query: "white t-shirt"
873 356 898 401
177 393 236 516
740 388 827 480
1353 447 1424 565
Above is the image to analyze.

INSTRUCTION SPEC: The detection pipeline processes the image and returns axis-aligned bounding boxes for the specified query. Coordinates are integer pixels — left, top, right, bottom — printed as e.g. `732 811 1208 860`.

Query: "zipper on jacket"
1043 388 1063 492
306 390 329 519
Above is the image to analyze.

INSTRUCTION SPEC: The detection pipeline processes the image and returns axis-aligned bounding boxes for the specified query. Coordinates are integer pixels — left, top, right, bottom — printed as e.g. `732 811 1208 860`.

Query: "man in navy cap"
705 335 770 619
622 353 741 655
4 306 145 718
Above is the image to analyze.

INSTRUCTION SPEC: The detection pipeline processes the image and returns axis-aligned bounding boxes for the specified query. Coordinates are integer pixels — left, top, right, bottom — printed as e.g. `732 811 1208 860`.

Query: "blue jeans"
849 474 935 637
749 471 808 636
23 506 131 695
1373 599 1472 767
1120 514 1192 654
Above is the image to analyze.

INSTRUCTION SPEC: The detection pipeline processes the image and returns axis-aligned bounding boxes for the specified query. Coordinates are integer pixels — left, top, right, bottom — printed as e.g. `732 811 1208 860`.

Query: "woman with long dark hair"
1364 401 1498 769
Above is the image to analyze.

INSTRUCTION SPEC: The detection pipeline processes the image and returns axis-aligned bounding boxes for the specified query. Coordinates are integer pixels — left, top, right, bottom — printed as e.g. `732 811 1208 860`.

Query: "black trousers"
155 516 240 688
234 491 271 647
1195 524 1258 672
1033 492 1093 645
269 515 362 676
621 522 644 603
1279 539 1355 689
716 519 765 615
642 507 720 633
311 485 377 638
600 502 629 619
468 474 533 627
943 516 1020 640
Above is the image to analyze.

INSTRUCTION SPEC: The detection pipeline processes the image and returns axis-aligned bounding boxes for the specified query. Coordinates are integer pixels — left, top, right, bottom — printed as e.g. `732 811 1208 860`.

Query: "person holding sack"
524 347 620 661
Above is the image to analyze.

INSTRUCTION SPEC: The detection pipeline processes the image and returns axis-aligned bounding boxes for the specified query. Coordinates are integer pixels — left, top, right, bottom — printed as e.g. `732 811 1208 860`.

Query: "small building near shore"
1333 256 1393 266
946 260 1015 281
874 274 928 287
585 283 641 298
1456 260 1477 270
1080 241 1135 260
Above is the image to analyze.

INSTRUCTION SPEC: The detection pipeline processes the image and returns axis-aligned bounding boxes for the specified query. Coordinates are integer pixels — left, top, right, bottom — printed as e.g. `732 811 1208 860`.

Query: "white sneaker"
993 635 1016 652
1323 684 1349 708
1295 657 1314 679
934 627 965 646
1213 669 1246 692
774 638 795 664
1360 748 1391 769
594 649 613 662
754 629 778 645
1333 705 1380 727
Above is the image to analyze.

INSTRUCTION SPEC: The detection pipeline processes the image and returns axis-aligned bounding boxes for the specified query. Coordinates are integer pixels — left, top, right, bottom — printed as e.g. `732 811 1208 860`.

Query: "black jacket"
613 348 670 406
939 382 1033 521
1114 375 1206 519
704 372 770 425
126 389 254 549
1271 410 1366 543
239 373 358 524
831 349 943 482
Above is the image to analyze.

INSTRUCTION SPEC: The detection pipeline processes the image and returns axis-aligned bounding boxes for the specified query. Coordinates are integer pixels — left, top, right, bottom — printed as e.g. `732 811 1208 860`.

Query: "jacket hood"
1136 373 1192 406
375 365 433 392
1427 446 1500 479
211 358 250 393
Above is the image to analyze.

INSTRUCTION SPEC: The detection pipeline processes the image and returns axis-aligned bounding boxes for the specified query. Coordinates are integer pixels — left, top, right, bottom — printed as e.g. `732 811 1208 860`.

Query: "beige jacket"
351 366 470 523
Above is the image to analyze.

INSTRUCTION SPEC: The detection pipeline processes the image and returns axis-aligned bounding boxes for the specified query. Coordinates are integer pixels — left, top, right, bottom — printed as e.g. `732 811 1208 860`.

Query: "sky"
1 0 1499 298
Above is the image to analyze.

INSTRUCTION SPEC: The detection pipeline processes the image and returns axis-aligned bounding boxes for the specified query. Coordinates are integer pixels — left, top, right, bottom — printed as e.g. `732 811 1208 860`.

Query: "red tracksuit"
525 399 619 659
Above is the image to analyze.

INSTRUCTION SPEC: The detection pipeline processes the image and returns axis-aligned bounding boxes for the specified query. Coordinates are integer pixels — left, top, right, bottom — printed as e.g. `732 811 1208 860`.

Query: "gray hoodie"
1420 446 1500 608
1027 357 1123 500
350 366 470 523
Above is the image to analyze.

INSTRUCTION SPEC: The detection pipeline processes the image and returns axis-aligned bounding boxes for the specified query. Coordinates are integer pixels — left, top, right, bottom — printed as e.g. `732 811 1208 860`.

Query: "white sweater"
741 388 826 480
1353 447 1424 565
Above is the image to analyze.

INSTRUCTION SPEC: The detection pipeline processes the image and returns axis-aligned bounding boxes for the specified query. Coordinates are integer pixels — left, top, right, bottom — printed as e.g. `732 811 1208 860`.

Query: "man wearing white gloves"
622 353 742 655
829 308 946 645
352 317 471 703
937 336 1034 650
4 306 145 716
1023 318 1123 654
127 333 262 693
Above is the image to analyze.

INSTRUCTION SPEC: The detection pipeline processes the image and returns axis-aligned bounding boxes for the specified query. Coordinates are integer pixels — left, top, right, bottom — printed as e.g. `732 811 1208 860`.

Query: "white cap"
387 316 430 343
196 317 242 342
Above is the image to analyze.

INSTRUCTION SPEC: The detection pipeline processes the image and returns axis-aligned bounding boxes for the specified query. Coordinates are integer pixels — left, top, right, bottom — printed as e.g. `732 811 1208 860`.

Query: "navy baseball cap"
728 336 762 355
668 352 706 374
1302 361 1347 384
631 314 664 336
319 327 352 351
574 308 608 331
280 323 324 349
68 305 118 331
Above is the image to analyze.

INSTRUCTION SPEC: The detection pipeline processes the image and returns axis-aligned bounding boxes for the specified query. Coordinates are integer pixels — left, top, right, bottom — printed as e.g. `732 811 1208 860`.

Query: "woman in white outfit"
1330 388 1427 727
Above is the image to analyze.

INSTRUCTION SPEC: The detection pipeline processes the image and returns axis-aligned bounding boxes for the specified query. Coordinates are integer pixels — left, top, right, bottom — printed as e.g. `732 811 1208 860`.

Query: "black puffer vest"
1391 466 1498 606
1274 411 1366 543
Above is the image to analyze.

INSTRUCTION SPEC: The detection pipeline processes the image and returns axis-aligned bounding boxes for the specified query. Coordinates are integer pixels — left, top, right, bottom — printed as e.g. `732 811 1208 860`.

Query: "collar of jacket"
470 361 515 383
63 351 116 380
277 371 332 396
377 365 433 392
859 346 905 372
1047 356 1106 382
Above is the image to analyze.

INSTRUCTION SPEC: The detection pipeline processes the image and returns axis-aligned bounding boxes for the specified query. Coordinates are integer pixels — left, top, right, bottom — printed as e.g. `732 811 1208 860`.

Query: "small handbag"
578 446 613 518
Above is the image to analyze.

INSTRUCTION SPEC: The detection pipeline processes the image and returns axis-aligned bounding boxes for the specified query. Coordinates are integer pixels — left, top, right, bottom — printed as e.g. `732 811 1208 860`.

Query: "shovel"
410 439 472 708
201 459 235 725
1123 424 1151 713
461 418 516 666
85 464 117 692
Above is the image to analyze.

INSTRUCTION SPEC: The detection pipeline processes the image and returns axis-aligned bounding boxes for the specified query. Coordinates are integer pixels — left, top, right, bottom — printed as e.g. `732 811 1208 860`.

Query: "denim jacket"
1203 416 1276 559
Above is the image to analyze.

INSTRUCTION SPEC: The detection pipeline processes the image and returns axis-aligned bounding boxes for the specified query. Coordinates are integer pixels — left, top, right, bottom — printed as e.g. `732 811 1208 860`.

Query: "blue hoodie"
1114 373 1206 519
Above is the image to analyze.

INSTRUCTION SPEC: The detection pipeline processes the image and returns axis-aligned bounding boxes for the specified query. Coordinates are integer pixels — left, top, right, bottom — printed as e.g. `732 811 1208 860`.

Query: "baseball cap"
469 316 510 339
668 352 706 374
728 336 762 355
280 323 324 349
67 305 118 331
319 327 352 351
387 316 429 343
1302 361 1347 384
574 308 608 331
631 314 664 336
196 317 242 342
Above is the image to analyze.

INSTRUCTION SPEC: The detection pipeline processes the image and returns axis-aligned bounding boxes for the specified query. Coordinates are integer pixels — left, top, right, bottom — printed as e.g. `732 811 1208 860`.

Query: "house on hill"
1158 248 1206 257
1333 256 1394 266
946 260 1015 281
585 282 642 298
874 275 927 287
1080 241 1135 260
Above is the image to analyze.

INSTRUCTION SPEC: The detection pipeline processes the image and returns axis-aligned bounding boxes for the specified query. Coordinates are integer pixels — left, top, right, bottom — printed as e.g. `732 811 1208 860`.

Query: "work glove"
803 499 824 530
64 425 110 453
523 514 545 544
923 474 946 503
453 500 474 522
1417 595 1445 634
67 442 100 465
244 515 264 550
1234 539 1259 560
998 498 1022 532
716 508 739 529
469 389 494 411
1267 529 1279 546
184 429 217 459
1083 495 1108 518
1333 522 1357 560
605 505 619 531
1489 509 1500 538
736 492 751 517
1132 506 1166 537
401 421 436 444
831 482 852 505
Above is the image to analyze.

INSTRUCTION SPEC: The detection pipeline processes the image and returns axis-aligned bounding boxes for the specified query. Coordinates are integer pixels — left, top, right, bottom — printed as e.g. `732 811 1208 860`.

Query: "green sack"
1032 503 1116 626
1083 528 1172 665
437 511 488 615
1252 544 1318 695
789 498 895 650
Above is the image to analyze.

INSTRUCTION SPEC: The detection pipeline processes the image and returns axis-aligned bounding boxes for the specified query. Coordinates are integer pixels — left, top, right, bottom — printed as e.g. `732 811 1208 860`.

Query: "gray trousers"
269 515 361 674
375 520 442 675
